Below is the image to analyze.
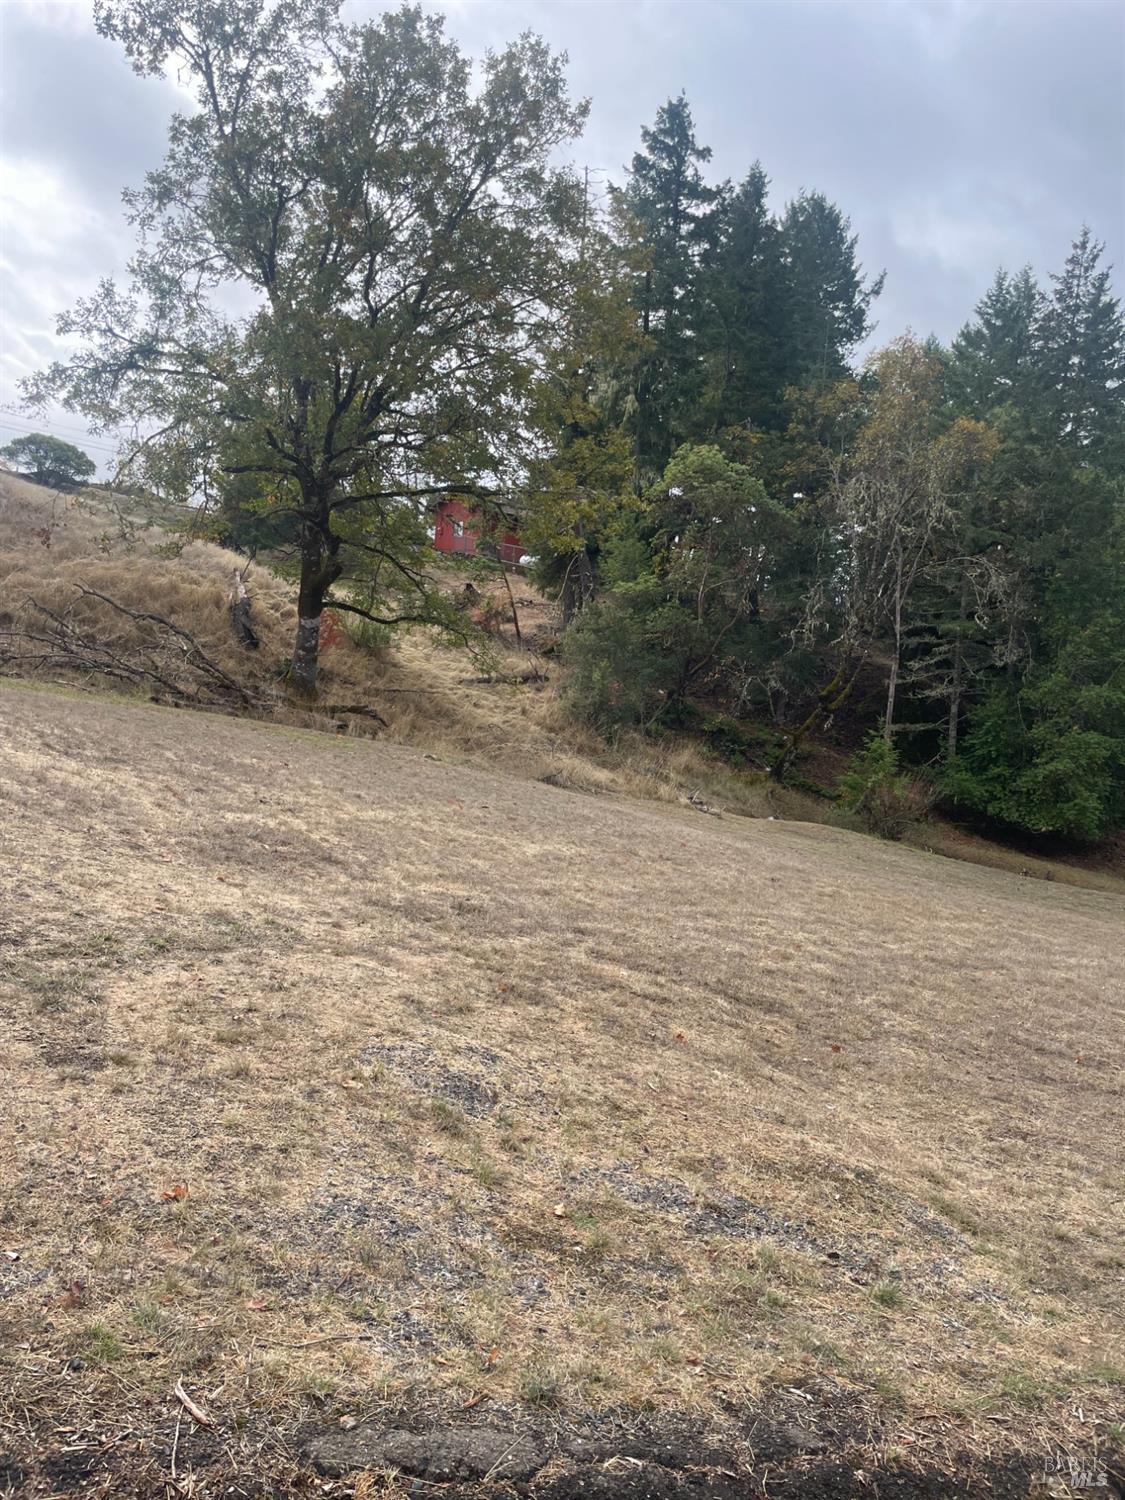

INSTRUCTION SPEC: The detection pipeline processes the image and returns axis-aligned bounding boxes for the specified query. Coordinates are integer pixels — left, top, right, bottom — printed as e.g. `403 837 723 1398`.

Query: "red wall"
433 498 476 554
433 499 522 562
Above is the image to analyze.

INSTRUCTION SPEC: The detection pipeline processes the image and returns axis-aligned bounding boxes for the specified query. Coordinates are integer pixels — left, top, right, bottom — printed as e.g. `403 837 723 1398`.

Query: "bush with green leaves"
839 732 935 840
562 444 791 731
944 672 1124 843
562 592 677 730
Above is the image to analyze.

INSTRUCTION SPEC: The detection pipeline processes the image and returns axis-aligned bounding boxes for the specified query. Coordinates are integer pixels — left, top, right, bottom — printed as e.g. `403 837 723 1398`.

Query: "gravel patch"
360 1040 500 1117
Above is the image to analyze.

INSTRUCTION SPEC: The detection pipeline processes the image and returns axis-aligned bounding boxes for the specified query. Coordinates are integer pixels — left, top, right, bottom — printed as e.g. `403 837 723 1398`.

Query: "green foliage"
941 237 1125 840
15 22 1122 848
27 0 587 692
562 592 676 731
839 733 934 841
522 213 641 620
869 1280 905 1310
1 431 96 489
1038 227 1125 457
81 1323 125 1365
697 166 791 435
948 267 1044 417
621 94 720 478
778 191 883 385
945 672 1125 844
563 445 790 730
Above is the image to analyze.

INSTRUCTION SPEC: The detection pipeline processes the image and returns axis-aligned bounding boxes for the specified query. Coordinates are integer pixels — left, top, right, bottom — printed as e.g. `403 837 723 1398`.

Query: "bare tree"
833 337 999 740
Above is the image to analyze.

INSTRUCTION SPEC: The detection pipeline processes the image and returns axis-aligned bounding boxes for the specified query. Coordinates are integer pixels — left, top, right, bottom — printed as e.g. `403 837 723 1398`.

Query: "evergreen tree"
947 267 1045 419
1038 228 1125 456
941 231 1125 838
698 165 792 435
619 95 720 479
779 192 883 384
563 444 790 728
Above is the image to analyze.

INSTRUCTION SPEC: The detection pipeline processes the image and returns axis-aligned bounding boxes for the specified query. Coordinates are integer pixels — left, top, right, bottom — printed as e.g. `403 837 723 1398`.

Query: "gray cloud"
2 0 1122 468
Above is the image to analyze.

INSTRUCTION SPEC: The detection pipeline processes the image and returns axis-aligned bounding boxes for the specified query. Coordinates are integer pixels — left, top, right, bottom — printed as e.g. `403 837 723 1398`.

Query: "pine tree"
948 267 1045 419
698 165 792 435
941 232 1125 838
619 95 720 479
780 192 883 385
1038 228 1125 456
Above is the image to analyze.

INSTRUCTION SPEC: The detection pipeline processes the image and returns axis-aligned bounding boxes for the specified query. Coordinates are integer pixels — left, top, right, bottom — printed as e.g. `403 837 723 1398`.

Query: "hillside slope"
5 467 1125 903
0 470 765 817
1 682 1121 1496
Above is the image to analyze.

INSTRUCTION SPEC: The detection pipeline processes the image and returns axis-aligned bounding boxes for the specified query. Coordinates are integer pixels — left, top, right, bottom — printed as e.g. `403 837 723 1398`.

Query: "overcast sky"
1 0 1122 469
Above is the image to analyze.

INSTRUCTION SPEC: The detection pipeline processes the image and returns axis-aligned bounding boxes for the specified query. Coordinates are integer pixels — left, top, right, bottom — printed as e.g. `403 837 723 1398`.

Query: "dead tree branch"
0 586 267 713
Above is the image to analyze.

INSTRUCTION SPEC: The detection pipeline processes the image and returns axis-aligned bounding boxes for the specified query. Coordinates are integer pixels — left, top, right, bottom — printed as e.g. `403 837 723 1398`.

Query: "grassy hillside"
1 682 1121 1496
0 470 768 815
3 469 1123 905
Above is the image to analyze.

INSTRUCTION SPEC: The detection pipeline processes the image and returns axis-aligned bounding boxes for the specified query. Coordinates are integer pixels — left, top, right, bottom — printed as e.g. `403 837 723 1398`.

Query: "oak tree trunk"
290 517 342 697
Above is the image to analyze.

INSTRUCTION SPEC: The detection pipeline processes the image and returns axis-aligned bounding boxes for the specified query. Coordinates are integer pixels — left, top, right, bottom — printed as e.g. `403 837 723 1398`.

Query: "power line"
0 412 122 457
0 419 118 447
0 405 121 442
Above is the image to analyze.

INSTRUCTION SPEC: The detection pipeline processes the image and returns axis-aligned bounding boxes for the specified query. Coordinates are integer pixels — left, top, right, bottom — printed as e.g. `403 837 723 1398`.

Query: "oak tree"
1 432 96 490
25 0 587 692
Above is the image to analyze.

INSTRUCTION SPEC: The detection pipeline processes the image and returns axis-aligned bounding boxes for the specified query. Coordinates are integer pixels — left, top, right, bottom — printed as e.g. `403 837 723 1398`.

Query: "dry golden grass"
5 469 1123 905
0 469 786 825
1 679 1122 1493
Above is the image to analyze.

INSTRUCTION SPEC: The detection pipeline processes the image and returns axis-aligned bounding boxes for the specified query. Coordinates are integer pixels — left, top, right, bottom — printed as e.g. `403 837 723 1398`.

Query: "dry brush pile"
0 472 363 718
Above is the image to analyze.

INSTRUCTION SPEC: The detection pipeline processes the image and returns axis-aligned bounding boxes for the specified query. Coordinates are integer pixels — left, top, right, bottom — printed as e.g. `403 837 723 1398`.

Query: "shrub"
945 671 1125 843
839 732 935 840
561 596 678 731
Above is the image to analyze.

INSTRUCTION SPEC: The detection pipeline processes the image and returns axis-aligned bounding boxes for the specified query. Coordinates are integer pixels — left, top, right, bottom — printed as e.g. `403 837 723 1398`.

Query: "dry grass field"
0 470 777 819
4 468 1123 905
1 680 1122 1497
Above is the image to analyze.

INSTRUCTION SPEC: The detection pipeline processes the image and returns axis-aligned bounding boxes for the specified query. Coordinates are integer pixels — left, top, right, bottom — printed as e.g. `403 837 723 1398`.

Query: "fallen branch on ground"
173 1381 213 1428
229 567 260 650
322 703 390 728
458 663 549 686
0 585 267 713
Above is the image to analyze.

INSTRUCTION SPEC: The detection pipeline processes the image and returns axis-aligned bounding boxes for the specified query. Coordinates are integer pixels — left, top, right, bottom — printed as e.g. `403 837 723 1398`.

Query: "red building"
432 497 525 565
